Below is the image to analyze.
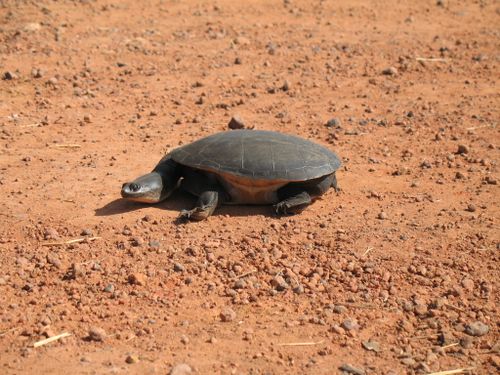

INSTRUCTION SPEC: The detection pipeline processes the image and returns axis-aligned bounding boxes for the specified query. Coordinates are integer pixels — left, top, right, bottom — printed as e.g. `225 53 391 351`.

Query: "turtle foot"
179 207 210 221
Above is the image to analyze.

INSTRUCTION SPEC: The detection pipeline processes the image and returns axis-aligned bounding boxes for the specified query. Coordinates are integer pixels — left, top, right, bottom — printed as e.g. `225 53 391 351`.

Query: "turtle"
121 130 341 221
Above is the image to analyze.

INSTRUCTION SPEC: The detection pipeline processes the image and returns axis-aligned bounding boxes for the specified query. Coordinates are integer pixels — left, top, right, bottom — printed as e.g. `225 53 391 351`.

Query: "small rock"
362 340 381 352
88 326 106 342
46 253 62 269
234 57 242 65
382 66 398 76
326 118 341 128
103 284 115 293
228 115 245 130
128 272 146 286
125 354 139 364
465 321 489 337
173 263 185 272
220 307 237 322
83 115 92 123
485 176 497 185
341 319 359 331
333 305 347 314
460 336 474 349
378 211 388 220
400 357 416 366
44 227 59 240
339 363 365 375
457 144 469 154
282 80 291 91
170 363 192 375
3 71 17 80
180 335 189 344
31 68 44 78
466 204 476 213
271 275 289 291
293 284 304 294
461 278 474 291
81 228 93 236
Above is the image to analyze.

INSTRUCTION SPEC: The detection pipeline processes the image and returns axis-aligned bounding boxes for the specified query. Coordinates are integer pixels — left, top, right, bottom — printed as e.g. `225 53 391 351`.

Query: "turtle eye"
129 183 140 192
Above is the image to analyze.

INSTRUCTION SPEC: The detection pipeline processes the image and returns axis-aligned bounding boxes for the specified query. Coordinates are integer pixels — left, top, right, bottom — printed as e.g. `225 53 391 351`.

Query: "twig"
345 302 375 309
425 368 475 375
416 57 449 62
42 236 101 247
466 124 495 130
444 303 465 313
277 340 324 347
33 332 71 348
49 144 81 149
0 327 18 337
19 123 41 128
233 270 257 280
362 246 374 256
441 342 459 350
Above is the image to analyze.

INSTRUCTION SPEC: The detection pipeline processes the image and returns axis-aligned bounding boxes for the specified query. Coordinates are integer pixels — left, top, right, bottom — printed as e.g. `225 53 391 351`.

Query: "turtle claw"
274 202 289 216
179 207 209 221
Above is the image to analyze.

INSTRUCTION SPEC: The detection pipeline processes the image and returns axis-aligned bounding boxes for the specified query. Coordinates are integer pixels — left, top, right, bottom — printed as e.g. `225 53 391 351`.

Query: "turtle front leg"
274 191 312 215
179 191 222 221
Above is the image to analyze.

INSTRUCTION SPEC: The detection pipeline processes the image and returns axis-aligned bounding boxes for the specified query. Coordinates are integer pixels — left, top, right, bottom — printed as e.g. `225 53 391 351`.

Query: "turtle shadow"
95 190 192 217
96 190 277 219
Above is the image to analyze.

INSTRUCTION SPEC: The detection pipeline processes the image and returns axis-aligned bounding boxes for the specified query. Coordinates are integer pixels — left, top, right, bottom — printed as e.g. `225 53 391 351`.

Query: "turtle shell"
169 130 341 181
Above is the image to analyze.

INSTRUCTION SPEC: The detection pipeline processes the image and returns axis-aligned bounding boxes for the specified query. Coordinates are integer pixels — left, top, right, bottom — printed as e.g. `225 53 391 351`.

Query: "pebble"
173 263 185 272
228 115 245 129
128 273 146 286
125 354 139 364
461 277 474 291
88 326 106 342
341 319 359 331
457 144 469 154
339 363 365 375
326 118 341 128
466 204 476 212
234 57 242 65
333 305 347 314
378 211 388 220
180 334 189 344
271 275 289 291
3 71 17 80
170 363 193 375
382 66 398 76
465 321 489 337
46 253 62 269
103 284 115 293
362 340 381 352
282 80 291 91
220 307 237 322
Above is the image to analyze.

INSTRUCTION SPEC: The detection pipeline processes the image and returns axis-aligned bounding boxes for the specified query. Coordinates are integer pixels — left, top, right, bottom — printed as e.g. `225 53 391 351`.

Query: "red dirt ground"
0 1 498 374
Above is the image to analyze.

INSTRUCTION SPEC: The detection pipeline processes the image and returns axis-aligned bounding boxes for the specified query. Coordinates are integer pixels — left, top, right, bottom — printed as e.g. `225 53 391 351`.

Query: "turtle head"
121 172 168 203
122 157 181 203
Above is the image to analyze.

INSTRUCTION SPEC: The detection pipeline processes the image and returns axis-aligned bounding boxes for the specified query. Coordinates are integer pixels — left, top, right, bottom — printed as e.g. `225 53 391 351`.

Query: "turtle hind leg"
274 173 335 215
274 191 312 215
179 190 224 221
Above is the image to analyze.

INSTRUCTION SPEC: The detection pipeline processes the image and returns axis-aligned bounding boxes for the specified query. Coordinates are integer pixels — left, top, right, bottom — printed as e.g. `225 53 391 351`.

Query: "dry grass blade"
425 367 475 375
416 57 449 62
411 334 440 340
0 327 18 337
441 342 459 349
444 303 465 313
49 144 81 149
362 246 374 256
277 340 324 347
33 332 71 348
233 270 257 280
42 236 101 247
